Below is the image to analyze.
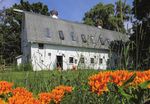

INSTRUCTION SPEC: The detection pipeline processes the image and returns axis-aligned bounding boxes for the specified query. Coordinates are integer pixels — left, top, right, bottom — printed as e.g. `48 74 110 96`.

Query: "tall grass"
108 40 135 70
0 70 98 95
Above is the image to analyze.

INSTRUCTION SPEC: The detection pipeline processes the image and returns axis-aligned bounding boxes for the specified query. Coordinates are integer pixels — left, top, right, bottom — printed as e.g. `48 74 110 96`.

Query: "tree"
130 0 150 69
83 0 131 33
83 1 132 69
0 7 7 67
0 0 49 65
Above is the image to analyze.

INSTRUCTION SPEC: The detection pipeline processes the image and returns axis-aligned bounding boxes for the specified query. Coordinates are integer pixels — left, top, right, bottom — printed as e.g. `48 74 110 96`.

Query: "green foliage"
139 80 150 89
83 1 131 33
0 0 49 65
122 73 136 87
14 62 33 71
0 70 150 104
105 73 150 104
109 40 135 69
61 85 102 104
130 0 150 70
0 70 98 95
132 0 150 20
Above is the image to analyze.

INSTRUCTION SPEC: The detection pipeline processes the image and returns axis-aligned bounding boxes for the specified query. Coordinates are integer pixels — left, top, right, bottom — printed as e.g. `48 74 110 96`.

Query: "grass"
1 69 150 104
0 69 99 95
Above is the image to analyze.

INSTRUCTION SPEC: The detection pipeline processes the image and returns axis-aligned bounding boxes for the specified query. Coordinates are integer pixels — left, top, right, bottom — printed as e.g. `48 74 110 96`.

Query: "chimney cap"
50 10 58 16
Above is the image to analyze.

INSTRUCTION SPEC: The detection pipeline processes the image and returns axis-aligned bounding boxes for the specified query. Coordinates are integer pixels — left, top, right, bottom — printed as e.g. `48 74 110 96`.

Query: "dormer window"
106 38 110 45
70 32 76 41
81 34 87 43
58 30 64 40
46 28 51 38
99 35 105 45
90 35 94 43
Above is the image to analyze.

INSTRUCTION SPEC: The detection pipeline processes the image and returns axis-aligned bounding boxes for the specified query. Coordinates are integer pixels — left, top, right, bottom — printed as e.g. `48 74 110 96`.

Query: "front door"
56 56 63 70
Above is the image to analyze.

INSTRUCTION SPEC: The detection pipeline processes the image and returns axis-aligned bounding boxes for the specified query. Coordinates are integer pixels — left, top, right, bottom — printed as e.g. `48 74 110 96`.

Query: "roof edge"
23 11 127 35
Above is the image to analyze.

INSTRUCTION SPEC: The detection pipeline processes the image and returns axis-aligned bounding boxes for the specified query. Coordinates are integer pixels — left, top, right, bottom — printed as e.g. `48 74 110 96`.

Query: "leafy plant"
106 72 150 104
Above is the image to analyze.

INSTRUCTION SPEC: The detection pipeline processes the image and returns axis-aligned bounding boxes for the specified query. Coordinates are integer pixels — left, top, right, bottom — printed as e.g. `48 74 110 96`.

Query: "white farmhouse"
20 11 128 71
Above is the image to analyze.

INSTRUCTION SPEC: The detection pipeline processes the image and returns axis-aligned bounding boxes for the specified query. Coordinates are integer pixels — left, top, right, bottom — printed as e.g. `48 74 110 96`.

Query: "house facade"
20 11 128 71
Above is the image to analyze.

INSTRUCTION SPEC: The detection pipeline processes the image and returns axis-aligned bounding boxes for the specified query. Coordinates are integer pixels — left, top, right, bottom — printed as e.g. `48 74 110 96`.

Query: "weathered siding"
31 43 109 71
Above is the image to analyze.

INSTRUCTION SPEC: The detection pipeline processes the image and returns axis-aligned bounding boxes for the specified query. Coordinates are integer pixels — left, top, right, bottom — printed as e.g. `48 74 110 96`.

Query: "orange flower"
11 87 33 97
39 92 52 104
51 85 73 104
0 98 7 104
8 87 37 104
88 70 150 95
0 81 13 95
53 85 73 93
0 80 72 104
51 89 64 104
38 85 73 104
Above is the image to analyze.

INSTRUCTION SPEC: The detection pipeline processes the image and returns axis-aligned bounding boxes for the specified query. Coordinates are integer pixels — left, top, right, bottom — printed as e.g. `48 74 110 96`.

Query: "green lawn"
0 69 98 95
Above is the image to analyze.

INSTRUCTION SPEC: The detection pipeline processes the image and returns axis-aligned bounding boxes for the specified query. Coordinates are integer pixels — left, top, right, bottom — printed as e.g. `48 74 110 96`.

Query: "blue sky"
0 0 133 22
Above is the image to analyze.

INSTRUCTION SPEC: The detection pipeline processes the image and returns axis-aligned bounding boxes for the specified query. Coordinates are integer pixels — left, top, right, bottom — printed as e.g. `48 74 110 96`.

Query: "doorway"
56 56 63 70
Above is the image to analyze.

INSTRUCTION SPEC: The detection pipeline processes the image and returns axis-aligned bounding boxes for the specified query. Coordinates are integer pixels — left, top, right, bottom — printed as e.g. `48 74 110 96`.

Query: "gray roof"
23 12 128 50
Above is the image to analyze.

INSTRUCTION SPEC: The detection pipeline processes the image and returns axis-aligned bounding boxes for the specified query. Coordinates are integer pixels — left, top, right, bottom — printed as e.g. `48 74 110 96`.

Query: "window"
75 59 77 64
69 57 73 63
99 58 103 64
90 36 94 43
90 58 94 64
48 53 51 56
38 43 44 49
70 32 76 41
81 34 87 43
99 35 105 45
106 38 110 45
46 28 51 38
58 30 64 40
80 57 84 63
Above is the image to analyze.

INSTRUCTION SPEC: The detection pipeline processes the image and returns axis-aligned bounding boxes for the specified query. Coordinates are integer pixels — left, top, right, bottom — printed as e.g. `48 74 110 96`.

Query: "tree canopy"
132 0 150 20
0 0 49 65
83 0 131 33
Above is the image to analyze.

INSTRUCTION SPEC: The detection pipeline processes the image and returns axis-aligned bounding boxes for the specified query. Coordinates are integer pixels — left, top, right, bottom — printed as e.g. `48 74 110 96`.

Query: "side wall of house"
30 43 109 71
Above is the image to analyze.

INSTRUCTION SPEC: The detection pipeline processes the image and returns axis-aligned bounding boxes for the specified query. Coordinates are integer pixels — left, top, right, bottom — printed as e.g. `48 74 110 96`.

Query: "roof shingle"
24 12 128 49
